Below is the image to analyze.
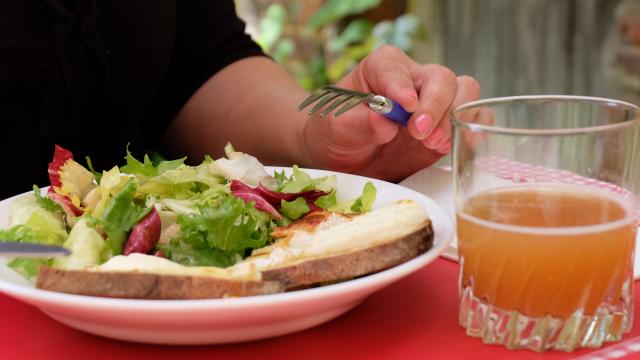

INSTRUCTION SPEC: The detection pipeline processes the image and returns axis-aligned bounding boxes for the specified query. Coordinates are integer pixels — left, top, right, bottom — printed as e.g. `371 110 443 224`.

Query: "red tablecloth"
1 258 639 360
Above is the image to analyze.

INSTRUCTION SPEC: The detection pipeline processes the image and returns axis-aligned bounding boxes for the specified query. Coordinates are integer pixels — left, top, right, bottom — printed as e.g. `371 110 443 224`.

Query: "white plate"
0 168 454 345
399 166 640 279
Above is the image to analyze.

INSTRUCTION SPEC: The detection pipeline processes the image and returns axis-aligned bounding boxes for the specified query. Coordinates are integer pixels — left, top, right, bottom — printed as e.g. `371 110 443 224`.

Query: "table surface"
1 257 639 360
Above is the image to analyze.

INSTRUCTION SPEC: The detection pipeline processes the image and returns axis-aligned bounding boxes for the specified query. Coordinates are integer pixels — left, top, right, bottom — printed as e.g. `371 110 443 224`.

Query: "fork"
298 85 413 126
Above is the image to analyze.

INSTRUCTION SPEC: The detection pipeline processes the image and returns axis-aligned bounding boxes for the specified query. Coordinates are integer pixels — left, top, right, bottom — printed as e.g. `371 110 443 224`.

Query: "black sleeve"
144 0 266 143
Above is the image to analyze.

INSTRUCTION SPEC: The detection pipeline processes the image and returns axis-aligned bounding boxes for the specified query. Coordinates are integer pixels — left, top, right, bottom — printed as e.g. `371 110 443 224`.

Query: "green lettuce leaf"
280 197 310 220
0 224 60 282
32 185 62 214
53 217 107 269
278 165 337 193
350 181 376 212
224 142 236 156
157 243 239 267
157 157 186 174
100 179 150 256
162 196 274 267
8 258 52 282
121 147 158 177
137 165 198 198
84 156 103 182
329 181 377 213
315 190 337 209
8 194 67 244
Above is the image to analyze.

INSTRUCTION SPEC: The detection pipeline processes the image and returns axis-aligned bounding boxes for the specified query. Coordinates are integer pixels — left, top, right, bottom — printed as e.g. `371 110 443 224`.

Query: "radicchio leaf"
124 207 161 255
48 145 73 188
231 186 282 220
230 180 328 219
47 145 83 216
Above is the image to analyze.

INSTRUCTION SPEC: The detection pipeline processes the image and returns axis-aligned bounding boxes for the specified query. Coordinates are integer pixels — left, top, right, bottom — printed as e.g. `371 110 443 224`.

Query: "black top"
0 0 265 198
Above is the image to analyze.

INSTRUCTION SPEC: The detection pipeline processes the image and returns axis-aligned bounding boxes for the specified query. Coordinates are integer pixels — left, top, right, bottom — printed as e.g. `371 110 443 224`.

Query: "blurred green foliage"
255 0 426 91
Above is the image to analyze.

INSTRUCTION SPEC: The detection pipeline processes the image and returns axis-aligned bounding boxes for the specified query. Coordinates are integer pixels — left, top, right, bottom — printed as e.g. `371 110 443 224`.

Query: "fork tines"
298 86 371 117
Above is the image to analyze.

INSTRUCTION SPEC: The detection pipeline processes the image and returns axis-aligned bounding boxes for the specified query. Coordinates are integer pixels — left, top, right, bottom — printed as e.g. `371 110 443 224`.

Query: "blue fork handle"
382 100 412 126
367 96 412 127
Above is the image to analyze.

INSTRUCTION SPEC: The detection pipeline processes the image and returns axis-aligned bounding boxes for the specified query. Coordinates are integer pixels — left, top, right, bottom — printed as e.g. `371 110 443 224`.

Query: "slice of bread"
36 266 284 299
35 200 433 299
238 200 433 289
36 253 283 299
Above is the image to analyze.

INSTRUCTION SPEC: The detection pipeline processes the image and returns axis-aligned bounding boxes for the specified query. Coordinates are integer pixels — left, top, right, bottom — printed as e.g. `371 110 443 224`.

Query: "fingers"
407 64 458 143
355 45 420 112
431 75 481 153
415 72 480 154
332 46 481 156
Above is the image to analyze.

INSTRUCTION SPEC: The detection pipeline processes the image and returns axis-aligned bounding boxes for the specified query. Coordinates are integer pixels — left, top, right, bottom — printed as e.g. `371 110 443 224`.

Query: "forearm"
162 56 312 166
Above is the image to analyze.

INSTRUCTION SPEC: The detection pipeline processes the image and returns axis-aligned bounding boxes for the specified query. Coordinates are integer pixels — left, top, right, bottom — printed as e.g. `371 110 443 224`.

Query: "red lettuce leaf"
48 145 73 188
230 180 327 219
46 145 83 216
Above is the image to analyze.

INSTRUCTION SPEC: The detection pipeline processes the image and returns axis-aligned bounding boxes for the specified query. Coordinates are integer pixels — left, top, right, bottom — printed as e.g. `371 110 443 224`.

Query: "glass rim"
451 95 640 136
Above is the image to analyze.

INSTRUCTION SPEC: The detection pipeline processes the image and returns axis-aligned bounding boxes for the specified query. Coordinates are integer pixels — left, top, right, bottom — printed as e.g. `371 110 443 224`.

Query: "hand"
300 45 480 182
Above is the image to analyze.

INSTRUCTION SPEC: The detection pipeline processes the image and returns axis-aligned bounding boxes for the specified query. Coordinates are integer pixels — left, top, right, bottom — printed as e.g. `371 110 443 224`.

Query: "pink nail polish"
426 128 443 148
415 114 432 135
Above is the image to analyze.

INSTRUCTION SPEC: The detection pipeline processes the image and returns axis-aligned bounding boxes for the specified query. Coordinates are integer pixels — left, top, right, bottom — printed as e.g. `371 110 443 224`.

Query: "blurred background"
236 0 640 106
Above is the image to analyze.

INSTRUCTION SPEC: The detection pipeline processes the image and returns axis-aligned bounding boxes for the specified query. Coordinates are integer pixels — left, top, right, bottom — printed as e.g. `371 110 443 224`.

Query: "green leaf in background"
272 38 295 64
256 3 287 51
280 197 310 220
306 0 382 31
372 14 425 52
328 19 374 52
327 36 377 82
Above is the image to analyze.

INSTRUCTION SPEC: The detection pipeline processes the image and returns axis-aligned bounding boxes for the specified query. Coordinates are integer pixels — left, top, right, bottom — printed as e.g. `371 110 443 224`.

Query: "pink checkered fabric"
474 155 640 225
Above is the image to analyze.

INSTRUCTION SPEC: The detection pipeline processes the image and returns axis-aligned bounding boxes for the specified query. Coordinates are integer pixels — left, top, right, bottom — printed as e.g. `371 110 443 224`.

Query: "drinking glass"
452 96 640 352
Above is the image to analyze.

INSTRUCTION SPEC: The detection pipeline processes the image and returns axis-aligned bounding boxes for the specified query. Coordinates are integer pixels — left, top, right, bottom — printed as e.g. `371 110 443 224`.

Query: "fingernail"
426 128 443 148
415 114 432 135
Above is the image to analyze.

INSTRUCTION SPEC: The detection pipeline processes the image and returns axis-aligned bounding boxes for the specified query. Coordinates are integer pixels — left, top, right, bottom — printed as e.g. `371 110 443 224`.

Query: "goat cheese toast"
35 200 433 298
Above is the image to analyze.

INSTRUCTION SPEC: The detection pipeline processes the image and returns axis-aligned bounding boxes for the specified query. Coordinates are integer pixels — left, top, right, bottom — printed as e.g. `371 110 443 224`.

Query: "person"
0 0 479 199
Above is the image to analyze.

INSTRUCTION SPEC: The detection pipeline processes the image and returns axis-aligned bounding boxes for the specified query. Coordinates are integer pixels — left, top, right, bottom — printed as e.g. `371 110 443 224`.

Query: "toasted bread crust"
261 221 434 289
36 267 284 299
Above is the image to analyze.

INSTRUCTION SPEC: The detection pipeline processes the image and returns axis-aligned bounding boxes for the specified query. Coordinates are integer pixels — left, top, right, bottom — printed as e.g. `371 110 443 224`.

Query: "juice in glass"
457 184 636 350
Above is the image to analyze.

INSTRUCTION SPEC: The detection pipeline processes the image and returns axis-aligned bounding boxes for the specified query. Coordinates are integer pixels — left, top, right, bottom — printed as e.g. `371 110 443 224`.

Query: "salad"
0 144 376 281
